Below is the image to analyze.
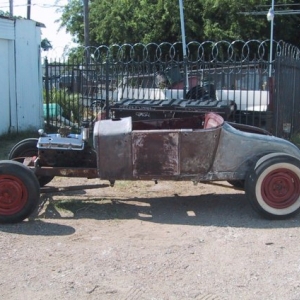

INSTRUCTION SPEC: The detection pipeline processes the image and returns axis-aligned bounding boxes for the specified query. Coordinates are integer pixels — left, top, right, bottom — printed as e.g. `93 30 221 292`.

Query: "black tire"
9 138 54 187
245 155 300 219
186 85 204 100
0 160 40 223
9 138 38 158
186 84 216 100
227 180 245 189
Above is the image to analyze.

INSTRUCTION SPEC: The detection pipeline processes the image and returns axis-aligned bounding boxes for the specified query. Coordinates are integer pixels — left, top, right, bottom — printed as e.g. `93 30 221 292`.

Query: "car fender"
254 152 300 170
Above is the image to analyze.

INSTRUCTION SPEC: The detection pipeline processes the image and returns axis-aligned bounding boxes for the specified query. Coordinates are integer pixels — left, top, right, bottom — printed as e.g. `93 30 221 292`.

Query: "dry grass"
0 131 37 160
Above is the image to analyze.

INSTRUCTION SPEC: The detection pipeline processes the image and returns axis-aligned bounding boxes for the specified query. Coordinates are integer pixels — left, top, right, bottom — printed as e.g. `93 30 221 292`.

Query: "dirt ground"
1 174 300 300
1 135 300 300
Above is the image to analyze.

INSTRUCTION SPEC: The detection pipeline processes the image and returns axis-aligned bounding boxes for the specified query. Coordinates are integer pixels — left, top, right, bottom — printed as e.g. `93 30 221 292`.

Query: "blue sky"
1 0 76 59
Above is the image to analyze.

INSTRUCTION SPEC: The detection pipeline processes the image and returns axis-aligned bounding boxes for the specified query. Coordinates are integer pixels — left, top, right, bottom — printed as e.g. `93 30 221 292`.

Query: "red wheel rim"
0 175 28 215
261 168 300 209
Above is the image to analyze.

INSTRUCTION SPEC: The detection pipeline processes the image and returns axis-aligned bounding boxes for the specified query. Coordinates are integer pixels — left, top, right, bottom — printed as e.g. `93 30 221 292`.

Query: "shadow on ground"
0 220 75 236
32 192 300 229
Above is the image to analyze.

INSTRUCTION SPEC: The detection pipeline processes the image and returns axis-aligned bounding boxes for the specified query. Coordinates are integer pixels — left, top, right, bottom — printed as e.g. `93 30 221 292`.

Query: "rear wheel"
0 160 40 223
9 138 54 187
245 155 300 219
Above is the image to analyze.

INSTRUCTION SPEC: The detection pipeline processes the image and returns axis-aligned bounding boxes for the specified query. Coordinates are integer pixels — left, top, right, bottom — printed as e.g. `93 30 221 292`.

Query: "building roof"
0 15 45 27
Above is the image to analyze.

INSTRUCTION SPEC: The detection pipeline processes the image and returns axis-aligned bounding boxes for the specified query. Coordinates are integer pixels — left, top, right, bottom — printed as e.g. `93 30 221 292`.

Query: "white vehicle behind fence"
115 87 269 112
92 72 270 128
109 72 269 111
217 90 269 112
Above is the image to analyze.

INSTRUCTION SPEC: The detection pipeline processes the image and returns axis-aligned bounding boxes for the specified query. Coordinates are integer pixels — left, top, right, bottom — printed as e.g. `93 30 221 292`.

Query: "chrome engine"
36 124 97 168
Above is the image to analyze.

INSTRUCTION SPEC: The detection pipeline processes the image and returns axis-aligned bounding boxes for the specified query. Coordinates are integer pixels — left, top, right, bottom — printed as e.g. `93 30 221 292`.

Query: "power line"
0 4 63 9
256 4 300 7
238 10 300 16
255 3 300 7
0 0 64 9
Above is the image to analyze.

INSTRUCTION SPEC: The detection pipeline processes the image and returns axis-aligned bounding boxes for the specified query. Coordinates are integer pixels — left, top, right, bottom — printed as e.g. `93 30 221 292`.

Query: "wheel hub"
262 169 300 209
0 176 27 215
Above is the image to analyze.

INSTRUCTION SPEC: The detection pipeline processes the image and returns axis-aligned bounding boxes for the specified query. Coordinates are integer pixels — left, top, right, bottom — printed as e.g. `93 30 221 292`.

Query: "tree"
59 0 300 48
41 38 53 51
58 0 84 44
0 10 10 17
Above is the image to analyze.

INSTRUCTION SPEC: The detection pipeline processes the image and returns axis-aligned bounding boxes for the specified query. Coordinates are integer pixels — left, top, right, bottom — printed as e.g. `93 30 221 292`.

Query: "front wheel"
0 160 40 223
9 138 54 187
245 155 300 219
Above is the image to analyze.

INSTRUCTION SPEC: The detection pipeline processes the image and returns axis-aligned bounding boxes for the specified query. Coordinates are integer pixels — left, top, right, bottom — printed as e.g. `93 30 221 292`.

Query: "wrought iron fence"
43 40 300 141
274 56 300 139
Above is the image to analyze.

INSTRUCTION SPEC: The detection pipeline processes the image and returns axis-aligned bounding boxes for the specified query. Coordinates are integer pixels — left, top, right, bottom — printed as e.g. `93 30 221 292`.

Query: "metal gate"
274 56 300 139
43 40 300 141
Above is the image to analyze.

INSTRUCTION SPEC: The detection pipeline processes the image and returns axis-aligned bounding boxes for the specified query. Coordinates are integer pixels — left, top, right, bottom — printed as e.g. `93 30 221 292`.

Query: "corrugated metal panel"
0 39 10 134
0 36 16 135
0 18 14 40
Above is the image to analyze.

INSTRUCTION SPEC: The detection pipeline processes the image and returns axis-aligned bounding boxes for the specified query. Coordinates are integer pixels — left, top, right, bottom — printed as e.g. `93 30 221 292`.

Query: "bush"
43 88 84 124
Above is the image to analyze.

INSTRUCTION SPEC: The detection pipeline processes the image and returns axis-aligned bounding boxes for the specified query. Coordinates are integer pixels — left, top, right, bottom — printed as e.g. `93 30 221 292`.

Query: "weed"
0 130 37 160
43 88 84 124
291 132 300 148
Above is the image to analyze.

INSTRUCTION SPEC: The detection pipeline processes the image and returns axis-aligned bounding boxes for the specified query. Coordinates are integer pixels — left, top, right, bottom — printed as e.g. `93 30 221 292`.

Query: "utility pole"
27 0 31 19
83 0 90 63
178 0 189 95
267 0 275 111
267 0 275 78
9 0 13 17
238 3 300 112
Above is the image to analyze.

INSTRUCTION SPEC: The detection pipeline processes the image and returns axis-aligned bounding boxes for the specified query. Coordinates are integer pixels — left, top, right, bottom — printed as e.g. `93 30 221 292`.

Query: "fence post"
105 57 110 118
268 76 274 112
44 57 50 128
183 56 188 97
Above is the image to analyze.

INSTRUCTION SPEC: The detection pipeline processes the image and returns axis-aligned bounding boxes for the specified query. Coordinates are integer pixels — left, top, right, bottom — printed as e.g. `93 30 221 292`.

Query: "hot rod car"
1 112 300 223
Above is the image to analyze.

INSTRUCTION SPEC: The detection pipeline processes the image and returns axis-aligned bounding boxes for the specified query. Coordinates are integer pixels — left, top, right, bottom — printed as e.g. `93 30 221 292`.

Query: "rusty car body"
1 112 300 223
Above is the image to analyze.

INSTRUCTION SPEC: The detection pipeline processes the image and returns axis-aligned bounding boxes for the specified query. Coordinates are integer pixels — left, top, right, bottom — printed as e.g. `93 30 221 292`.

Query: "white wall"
15 19 43 132
0 17 43 135
0 39 11 134
0 18 15 134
